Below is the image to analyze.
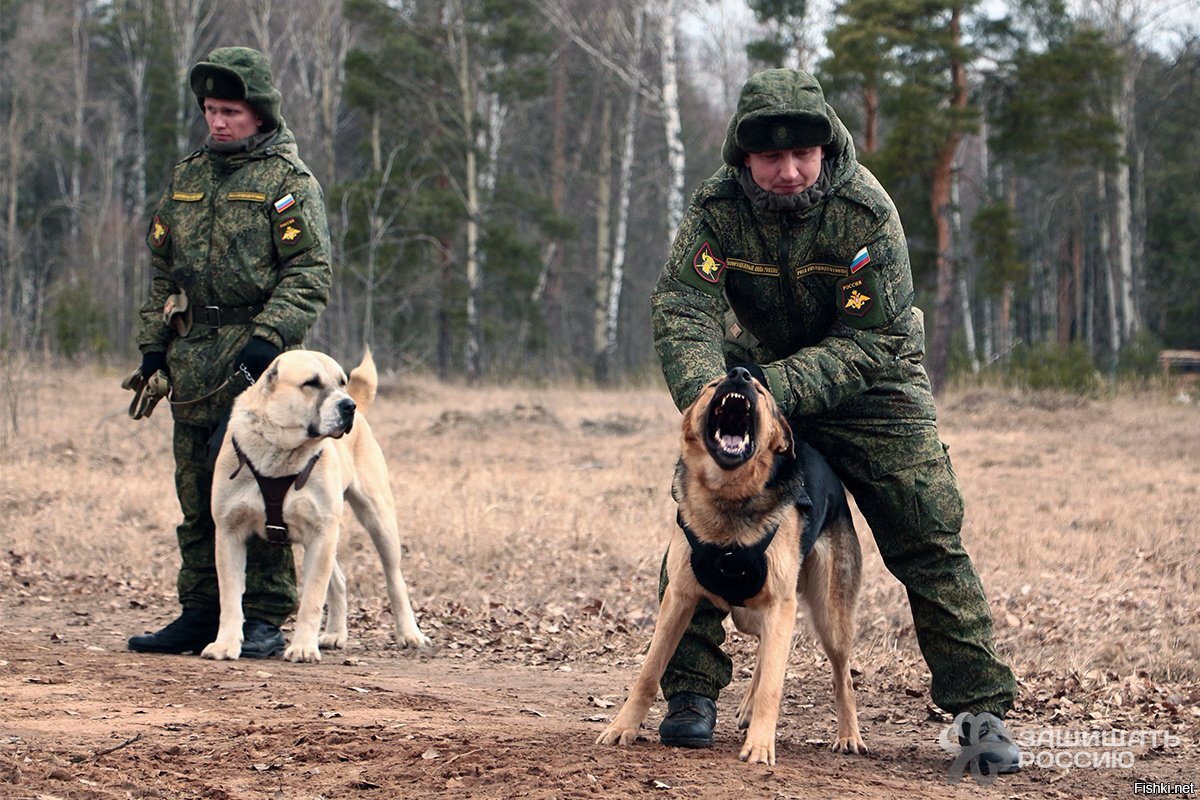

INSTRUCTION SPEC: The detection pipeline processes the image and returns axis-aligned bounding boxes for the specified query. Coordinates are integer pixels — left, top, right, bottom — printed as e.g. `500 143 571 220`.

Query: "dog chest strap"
229 437 322 545
678 512 779 607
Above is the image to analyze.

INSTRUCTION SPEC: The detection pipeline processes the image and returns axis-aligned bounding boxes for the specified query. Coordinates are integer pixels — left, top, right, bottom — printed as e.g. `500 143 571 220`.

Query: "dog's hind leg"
730 607 765 731
800 523 867 754
347 428 430 649
319 557 348 650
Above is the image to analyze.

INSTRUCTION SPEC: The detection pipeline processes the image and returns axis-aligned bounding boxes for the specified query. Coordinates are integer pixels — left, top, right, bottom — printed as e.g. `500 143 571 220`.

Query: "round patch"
205 77 214 92
773 125 790 146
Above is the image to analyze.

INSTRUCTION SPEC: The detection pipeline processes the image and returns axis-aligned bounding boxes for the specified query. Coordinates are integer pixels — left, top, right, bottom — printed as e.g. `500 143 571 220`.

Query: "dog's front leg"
596 586 697 747
740 596 797 765
285 526 338 663
201 525 248 661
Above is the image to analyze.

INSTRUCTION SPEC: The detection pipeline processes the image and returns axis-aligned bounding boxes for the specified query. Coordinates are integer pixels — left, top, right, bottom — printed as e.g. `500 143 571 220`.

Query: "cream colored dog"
202 349 430 663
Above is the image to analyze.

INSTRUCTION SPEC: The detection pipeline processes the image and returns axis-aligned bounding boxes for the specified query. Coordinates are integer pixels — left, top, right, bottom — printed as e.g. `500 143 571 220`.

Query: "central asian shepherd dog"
202 348 430 663
597 366 867 765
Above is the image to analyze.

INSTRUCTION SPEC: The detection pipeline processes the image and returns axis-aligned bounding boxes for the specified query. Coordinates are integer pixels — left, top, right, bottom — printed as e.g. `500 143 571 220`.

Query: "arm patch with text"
836 269 886 329
274 213 316 257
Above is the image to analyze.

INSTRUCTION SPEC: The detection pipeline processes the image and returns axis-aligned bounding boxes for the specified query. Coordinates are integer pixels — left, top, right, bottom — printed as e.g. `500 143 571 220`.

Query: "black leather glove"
138 350 169 379
234 337 281 385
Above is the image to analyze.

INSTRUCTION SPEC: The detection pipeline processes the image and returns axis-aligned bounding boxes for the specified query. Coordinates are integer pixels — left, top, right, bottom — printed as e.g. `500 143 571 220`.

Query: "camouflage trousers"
659 417 1017 718
172 420 298 626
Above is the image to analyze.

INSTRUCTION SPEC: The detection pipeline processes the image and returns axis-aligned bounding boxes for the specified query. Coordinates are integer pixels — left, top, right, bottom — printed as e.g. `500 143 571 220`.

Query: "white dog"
202 349 429 662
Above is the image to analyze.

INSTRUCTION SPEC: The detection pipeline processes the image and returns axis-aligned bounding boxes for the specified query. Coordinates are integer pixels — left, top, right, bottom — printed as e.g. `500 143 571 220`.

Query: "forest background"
0 0 1197 393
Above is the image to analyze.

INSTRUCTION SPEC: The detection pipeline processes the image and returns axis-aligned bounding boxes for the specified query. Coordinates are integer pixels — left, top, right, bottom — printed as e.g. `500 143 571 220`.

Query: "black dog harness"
676 442 847 607
679 511 779 606
229 438 322 545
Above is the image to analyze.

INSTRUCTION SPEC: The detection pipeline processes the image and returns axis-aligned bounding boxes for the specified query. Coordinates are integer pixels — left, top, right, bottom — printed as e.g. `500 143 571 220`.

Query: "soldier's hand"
137 351 168 381
234 337 280 386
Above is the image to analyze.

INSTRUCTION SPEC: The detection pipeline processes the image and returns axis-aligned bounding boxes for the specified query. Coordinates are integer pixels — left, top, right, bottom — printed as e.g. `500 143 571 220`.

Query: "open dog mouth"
704 371 758 469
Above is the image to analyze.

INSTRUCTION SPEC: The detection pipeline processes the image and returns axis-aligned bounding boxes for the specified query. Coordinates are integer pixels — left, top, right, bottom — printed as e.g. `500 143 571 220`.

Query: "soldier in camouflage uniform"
650 69 1020 772
125 47 331 658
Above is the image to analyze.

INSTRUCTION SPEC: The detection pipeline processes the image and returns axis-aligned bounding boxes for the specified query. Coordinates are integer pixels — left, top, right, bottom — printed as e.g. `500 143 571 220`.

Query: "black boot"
958 712 1021 775
128 608 219 654
240 618 285 659
659 692 717 748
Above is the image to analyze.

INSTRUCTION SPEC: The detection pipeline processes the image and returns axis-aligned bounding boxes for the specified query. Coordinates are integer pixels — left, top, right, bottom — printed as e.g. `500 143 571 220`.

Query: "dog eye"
303 377 321 389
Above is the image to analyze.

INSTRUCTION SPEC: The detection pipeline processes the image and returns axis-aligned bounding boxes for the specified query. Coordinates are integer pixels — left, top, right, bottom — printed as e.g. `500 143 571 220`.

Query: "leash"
168 364 257 408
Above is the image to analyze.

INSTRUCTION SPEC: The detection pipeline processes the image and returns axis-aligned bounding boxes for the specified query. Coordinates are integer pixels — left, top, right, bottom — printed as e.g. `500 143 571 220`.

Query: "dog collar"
229 437 322 545
677 511 779 607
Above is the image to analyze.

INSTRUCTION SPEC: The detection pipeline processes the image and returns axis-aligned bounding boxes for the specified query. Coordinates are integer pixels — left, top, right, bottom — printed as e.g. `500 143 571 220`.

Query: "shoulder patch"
147 215 171 257
836 271 885 329
274 193 296 213
274 214 315 257
676 234 727 296
693 242 726 284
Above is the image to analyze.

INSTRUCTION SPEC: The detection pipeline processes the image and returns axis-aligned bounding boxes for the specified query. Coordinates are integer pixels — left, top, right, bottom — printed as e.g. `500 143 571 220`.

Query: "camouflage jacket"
651 102 933 425
137 122 331 424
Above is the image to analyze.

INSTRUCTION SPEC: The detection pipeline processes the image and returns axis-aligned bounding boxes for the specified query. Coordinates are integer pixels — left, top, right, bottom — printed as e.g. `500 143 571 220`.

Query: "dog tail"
348 346 378 415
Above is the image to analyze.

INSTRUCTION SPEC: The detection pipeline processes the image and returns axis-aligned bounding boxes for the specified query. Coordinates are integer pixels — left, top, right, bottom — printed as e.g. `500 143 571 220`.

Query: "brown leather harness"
228 437 322 545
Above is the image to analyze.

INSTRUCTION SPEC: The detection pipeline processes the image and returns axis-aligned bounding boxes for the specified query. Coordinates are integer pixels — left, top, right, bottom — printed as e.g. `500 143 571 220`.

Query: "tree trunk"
658 0 685 236
925 12 966 394
593 93 613 382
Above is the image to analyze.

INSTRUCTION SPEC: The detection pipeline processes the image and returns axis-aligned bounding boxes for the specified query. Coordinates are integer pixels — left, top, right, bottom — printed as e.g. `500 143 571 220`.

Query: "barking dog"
202 349 430 662
596 366 865 764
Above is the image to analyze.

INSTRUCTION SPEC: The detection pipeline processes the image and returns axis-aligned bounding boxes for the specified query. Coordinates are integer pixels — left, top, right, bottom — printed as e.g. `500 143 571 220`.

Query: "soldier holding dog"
650 68 1020 774
124 46 331 658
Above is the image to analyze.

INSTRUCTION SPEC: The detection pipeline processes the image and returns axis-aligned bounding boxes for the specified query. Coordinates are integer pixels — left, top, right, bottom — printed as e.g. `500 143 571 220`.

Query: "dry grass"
2 363 1198 734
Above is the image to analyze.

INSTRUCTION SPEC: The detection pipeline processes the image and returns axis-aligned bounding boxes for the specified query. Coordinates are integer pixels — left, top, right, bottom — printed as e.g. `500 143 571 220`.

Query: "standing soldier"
650 68 1020 776
124 46 331 658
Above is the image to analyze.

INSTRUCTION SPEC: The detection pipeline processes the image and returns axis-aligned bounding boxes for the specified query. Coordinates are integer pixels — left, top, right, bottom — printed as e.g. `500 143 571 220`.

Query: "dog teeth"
714 429 750 454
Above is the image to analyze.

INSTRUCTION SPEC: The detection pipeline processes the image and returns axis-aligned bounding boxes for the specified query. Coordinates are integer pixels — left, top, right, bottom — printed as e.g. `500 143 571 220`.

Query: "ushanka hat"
189 46 282 132
722 68 833 166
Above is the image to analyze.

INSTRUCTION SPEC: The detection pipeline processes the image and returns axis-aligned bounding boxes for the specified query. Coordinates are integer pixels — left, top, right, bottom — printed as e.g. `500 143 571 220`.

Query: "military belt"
193 303 264 329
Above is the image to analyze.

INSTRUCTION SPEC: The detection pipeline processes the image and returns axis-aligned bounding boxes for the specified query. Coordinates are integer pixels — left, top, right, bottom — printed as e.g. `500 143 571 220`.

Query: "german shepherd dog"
597 367 866 764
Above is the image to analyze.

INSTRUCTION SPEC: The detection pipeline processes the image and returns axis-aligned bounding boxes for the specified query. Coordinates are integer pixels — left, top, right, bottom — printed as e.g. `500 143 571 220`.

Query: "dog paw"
595 723 640 747
283 642 322 663
397 630 431 649
831 734 868 755
739 739 776 765
318 632 348 649
200 640 241 661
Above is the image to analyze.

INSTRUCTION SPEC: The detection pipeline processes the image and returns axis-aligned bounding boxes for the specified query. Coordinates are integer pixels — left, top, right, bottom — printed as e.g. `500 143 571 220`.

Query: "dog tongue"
719 433 748 454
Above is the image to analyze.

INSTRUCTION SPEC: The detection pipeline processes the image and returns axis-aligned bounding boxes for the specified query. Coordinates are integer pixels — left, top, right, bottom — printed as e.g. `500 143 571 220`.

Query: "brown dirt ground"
2 367 1198 799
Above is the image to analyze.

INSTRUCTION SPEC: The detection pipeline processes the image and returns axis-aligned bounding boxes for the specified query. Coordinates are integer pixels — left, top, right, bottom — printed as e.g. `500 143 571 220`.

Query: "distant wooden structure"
1159 350 1200 384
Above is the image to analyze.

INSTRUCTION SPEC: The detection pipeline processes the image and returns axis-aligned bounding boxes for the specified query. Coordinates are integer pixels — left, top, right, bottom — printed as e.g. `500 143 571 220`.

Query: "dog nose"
338 397 356 416
729 366 752 384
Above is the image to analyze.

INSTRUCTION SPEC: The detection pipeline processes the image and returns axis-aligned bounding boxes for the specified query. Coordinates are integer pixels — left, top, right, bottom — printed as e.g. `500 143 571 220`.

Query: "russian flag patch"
849 246 871 273
274 193 296 214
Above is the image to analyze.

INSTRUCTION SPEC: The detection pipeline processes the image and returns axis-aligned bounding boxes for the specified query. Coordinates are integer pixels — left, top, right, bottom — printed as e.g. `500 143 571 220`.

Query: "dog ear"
772 411 796 458
261 362 279 394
